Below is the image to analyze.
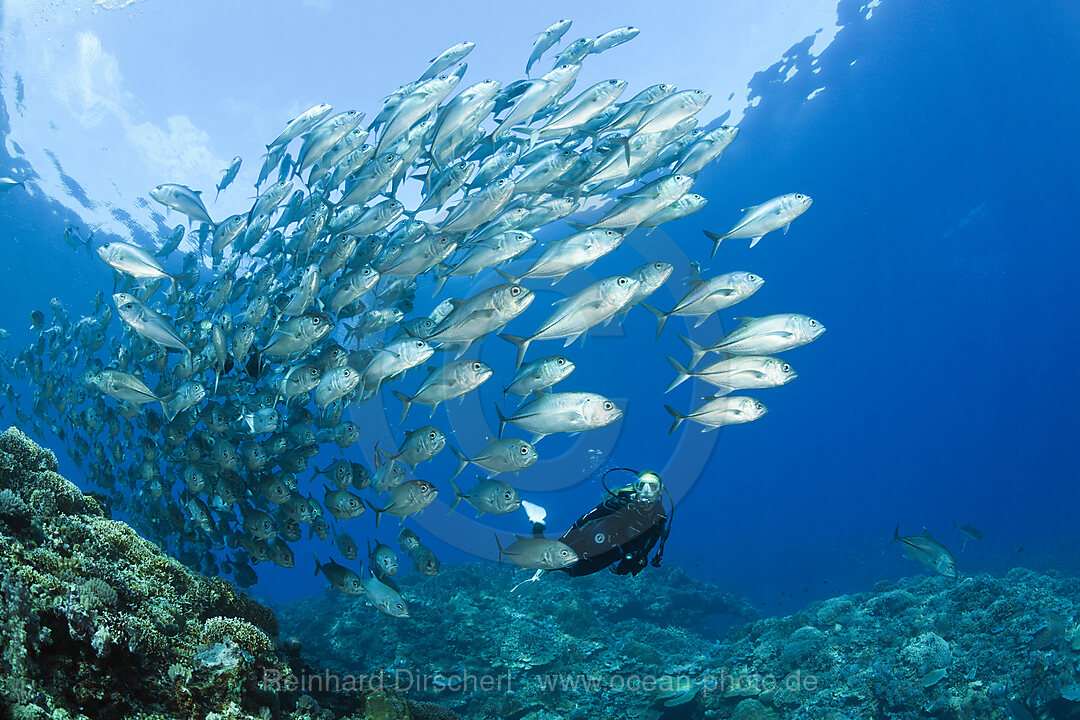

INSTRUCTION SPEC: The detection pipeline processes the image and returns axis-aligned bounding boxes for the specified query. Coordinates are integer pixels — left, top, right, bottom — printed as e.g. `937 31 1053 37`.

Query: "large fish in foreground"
892 526 958 579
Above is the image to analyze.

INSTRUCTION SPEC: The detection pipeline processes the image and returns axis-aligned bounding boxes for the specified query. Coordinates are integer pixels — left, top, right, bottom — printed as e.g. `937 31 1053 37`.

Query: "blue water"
0 0 1077 620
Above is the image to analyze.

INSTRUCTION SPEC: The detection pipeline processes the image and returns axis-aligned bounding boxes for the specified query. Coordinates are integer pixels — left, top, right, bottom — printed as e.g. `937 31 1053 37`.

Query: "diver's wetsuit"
557 489 669 577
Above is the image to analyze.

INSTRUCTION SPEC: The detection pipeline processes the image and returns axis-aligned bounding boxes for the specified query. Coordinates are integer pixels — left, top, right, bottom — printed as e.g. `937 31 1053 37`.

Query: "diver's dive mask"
632 471 662 504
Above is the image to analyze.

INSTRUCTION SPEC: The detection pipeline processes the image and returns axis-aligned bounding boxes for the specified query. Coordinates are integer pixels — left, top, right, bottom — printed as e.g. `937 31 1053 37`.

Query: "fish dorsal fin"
735 317 756 324
740 204 759 213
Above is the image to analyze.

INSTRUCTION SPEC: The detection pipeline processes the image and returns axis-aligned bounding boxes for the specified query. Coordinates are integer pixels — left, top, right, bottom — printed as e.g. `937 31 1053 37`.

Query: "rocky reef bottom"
3 425 1080 720
278 557 1080 719
0 427 461 720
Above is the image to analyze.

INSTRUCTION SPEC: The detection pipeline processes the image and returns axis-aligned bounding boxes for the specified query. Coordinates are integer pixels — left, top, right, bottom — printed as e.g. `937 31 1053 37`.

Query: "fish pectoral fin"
748 236 764 248
782 223 791 235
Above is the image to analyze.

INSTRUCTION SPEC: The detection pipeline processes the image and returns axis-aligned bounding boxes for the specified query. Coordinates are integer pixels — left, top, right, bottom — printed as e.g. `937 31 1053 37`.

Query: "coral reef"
696 571 1080 720
0 427 462 720
279 559 1080 720
276 561 757 719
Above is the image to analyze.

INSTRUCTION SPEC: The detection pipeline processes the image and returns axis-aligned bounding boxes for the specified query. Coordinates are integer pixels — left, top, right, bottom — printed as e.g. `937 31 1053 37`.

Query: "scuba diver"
531 467 672 577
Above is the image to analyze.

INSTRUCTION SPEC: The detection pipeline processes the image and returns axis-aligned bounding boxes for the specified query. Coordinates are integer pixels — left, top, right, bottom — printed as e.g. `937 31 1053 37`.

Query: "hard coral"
202 616 274 657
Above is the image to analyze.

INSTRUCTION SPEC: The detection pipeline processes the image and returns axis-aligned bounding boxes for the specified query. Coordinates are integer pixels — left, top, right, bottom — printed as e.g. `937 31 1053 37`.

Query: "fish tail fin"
641 303 668 339
612 135 631 167
565 221 590 232
664 404 686 435
892 524 901 544
159 394 180 423
702 229 726 260
449 445 469 479
365 499 384 529
498 333 531 369
392 390 413 424
432 265 450 296
493 267 518 283
448 478 463 514
494 533 504 564
678 334 708 368
495 404 509 438
664 355 692 393
312 552 322 576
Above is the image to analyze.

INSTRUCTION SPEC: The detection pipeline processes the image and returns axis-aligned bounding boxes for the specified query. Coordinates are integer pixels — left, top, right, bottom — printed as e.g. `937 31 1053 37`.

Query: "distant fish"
952 521 983 551
891 525 958 579
0 177 25 193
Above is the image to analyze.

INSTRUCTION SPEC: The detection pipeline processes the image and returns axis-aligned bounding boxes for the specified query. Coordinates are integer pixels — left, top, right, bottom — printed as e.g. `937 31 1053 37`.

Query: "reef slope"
280 553 1080 719
0 427 457 720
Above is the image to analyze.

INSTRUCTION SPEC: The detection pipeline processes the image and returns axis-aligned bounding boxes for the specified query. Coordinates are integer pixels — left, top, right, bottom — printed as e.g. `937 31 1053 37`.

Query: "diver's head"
632 471 662 505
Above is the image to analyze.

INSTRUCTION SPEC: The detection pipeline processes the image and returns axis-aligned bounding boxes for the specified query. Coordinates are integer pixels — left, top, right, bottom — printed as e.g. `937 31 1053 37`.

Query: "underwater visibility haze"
0 1 1078 718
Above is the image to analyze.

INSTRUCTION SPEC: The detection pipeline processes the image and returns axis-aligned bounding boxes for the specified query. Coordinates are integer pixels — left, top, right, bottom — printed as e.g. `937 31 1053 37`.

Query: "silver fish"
703 192 813 251
665 396 768 434
892 527 958 579
497 391 623 443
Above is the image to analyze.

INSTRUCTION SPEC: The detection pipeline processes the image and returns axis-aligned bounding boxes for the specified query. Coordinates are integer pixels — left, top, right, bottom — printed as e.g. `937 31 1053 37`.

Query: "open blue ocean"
0 1 1077 718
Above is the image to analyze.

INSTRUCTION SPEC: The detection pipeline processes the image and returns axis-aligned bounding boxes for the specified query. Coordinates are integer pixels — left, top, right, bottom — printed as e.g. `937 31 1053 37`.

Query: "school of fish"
0 21 825 617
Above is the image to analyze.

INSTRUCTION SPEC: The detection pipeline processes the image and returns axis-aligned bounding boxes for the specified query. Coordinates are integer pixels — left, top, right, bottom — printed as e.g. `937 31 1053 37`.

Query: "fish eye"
756 402 764 410
504 491 513 499
654 263 663 270
782 363 791 372
603 401 613 410
472 362 482 371
606 230 614 236
519 446 529 455
415 341 424 348
560 549 569 556
310 368 319 375
796 193 805 199
312 317 321 324
510 287 521 296
556 358 565 365
618 278 627 285
809 319 817 326
429 431 437 439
